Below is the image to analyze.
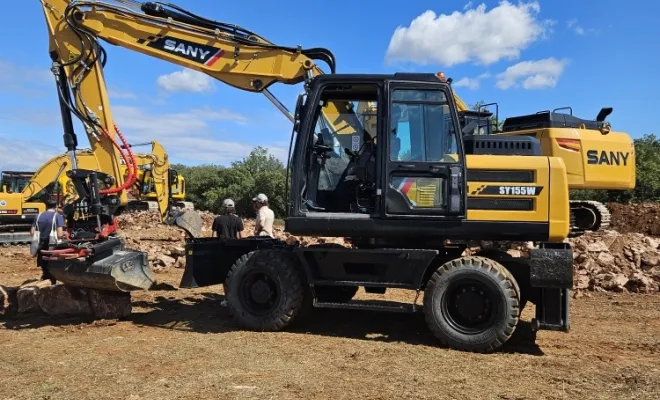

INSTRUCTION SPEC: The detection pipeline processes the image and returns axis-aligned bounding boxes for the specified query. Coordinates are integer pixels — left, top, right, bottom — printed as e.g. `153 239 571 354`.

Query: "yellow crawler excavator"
0 141 195 245
446 88 636 236
37 0 575 352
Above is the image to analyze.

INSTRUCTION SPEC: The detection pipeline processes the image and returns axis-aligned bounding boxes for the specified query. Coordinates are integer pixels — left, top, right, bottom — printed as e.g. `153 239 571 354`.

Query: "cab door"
381 82 466 219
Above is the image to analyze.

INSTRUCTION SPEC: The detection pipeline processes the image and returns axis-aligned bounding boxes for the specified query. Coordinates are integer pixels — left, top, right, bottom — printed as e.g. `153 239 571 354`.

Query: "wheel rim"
238 269 281 316
441 278 500 335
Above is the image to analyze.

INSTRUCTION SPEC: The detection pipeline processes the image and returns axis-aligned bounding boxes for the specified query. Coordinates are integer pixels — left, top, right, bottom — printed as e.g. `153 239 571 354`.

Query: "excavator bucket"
170 209 203 238
43 237 155 292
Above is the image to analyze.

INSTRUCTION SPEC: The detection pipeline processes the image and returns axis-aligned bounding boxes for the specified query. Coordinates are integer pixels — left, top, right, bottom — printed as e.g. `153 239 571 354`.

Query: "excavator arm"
37 0 358 292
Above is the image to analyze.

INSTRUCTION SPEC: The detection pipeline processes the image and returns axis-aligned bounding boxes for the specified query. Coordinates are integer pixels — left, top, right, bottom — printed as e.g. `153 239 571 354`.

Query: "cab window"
390 89 457 162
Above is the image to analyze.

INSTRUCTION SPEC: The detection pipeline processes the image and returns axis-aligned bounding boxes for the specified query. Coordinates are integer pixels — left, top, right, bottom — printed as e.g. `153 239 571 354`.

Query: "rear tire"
226 249 305 331
423 256 520 353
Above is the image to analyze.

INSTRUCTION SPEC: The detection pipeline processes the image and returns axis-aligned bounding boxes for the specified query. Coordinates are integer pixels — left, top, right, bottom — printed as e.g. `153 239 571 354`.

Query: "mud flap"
45 238 155 292
171 210 203 238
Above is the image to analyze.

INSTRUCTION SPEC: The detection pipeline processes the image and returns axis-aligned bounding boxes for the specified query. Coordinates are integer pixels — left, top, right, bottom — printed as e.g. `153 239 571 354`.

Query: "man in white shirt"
252 193 274 237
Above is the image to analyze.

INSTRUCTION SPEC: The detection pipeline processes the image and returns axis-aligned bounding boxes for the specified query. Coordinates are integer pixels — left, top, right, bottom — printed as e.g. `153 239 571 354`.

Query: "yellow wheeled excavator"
0 141 194 245
38 0 574 353
446 88 636 236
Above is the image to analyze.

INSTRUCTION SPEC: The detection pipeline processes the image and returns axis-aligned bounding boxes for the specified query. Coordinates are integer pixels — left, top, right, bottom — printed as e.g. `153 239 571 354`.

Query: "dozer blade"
172 210 203 238
45 237 155 292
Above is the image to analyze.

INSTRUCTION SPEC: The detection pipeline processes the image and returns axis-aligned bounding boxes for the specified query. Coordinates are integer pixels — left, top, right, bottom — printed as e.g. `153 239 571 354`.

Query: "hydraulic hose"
99 124 138 195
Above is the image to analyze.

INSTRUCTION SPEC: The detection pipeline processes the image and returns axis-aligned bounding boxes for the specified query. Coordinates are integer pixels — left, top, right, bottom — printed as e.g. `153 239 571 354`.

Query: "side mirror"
461 121 479 136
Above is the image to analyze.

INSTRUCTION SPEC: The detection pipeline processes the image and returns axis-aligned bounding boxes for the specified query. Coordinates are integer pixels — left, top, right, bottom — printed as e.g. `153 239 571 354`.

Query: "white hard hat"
252 193 268 203
222 198 235 208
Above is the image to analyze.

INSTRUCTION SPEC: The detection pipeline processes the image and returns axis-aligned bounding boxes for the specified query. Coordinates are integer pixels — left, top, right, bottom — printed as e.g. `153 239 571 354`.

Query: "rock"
170 246 185 257
596 251 616 268
625 273 658 293
156 254 176 267
37 285 92 316
16 280 53 313
506 249 522 258
643 236 659 250
641 251 660 269
174 257 186 269
88 290 132 319
587 241 609 252
603 273 629 292
575 275 590 289
0 285 18 316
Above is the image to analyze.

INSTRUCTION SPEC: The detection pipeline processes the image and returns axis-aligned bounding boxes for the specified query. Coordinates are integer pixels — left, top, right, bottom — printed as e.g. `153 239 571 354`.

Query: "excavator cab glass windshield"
390 90 458 162
0 172 32 193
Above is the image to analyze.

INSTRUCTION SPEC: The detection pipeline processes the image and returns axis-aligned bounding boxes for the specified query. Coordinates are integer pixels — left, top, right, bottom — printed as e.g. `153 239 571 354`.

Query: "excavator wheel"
226 249 305 331
423 256 520 353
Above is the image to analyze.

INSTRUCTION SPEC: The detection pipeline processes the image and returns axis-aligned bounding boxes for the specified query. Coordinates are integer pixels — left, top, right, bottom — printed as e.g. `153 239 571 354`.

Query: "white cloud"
0 60 52 97
495 58 569 90
453 72 491 90
156 69 215 93
567 19 595 36
0 102 281 167
0 107 62 127
112 106 285 165
453 77 480 90
0 136 61 171
108 87 137 100
385 1 553 67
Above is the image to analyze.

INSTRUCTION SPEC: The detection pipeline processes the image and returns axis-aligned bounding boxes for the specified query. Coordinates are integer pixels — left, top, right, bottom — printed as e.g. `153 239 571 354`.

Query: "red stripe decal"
401 178 414 194
205 49 225 66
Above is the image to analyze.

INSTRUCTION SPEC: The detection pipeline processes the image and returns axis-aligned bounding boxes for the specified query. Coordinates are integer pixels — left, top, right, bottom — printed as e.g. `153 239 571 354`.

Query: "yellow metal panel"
465 155 550 223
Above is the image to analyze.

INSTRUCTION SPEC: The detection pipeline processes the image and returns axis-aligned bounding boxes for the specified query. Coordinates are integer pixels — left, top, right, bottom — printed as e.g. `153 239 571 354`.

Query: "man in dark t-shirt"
212 199 244 239
214 199 244 311
30 200 65 283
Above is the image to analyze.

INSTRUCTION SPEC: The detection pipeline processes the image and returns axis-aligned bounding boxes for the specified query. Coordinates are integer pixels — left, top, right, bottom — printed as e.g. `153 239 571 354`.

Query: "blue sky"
1 0 658 171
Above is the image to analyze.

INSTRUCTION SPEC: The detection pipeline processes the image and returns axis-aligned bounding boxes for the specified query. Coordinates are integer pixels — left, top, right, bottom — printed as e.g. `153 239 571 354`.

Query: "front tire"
226 249 305 331
423 256 520 353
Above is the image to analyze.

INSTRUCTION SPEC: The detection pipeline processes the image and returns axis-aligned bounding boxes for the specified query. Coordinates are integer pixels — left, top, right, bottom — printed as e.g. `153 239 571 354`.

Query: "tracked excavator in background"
445 89 636 236
0 141 195 245
38 0 575 352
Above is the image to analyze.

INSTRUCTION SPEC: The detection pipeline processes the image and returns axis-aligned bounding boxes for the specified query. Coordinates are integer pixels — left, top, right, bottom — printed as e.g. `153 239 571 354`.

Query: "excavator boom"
37 0 351 292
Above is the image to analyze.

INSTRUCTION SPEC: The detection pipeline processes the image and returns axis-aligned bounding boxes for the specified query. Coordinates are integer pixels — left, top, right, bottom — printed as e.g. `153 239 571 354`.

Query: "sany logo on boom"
145 36 224 66
163 39 212 61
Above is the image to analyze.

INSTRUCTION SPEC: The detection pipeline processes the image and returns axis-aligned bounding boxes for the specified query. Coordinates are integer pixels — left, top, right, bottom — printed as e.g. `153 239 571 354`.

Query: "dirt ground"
1 254 659 400
608 202 660 236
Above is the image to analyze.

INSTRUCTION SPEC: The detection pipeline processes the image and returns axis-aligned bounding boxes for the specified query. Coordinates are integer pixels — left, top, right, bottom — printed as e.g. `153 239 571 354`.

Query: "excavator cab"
286 74 470 238
0 171 32 194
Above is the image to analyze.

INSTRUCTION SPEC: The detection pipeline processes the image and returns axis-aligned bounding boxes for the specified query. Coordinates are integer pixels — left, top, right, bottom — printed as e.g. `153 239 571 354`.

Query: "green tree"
172 147 288 218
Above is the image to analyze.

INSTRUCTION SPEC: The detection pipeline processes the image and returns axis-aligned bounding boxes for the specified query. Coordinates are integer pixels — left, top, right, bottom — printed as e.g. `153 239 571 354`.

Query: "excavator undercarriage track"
569 200 611 237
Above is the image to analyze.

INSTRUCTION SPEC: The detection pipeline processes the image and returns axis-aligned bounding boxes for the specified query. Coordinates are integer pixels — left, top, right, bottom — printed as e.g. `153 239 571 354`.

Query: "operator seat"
332 129 377 212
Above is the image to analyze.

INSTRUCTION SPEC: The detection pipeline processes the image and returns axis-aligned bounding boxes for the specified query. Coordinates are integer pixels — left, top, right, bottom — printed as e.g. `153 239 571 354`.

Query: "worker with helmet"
252 193 274 237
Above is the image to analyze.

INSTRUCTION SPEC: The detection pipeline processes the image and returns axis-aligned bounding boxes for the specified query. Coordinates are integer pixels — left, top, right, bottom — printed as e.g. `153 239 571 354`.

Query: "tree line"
173 147 287 218
174 135 660 218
